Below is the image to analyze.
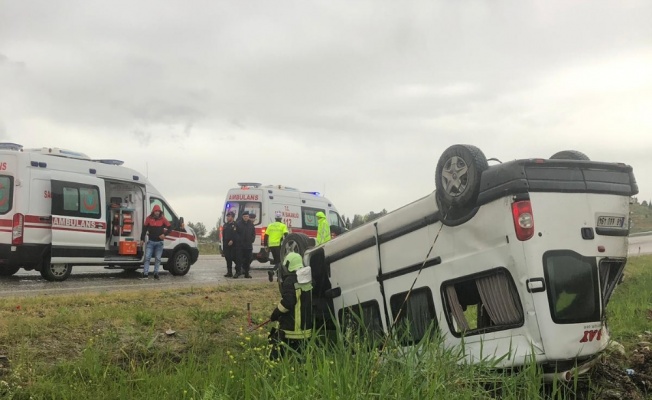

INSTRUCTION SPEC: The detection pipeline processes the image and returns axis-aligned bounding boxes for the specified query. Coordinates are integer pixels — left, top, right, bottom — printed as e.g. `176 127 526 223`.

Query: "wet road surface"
2 234 651 297
0 255 275 297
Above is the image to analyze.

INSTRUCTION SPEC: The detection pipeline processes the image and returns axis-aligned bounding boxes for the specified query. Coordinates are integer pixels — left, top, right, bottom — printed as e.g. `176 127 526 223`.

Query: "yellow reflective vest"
316 217 331 245
265 221 289 247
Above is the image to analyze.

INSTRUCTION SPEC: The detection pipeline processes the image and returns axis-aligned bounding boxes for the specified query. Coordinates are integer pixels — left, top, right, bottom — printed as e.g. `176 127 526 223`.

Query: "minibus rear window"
599 259 626 308
0 176 13 214
223 202 261 225
543 251 600 324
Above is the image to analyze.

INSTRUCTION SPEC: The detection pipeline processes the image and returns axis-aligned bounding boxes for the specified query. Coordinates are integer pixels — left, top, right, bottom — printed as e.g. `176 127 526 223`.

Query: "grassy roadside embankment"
1 256 651 399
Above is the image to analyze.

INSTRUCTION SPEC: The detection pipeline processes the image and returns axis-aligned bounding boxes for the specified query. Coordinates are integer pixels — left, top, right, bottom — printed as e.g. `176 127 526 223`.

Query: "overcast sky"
1 1 651 229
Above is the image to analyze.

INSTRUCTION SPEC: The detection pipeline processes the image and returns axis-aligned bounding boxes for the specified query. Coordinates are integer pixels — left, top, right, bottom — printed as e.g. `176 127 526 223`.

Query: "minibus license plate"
597 216 624 227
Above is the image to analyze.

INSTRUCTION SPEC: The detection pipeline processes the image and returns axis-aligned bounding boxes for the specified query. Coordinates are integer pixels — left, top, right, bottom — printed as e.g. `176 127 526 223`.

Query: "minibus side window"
301 207 324 229
52 181 101 219
222 202 261 225
328 211 342 228
442 268 523 337
390 287 438 345
149 198 178 227
543 251 600 324
242 202 261 225
338 300 384 345
0 176 14 214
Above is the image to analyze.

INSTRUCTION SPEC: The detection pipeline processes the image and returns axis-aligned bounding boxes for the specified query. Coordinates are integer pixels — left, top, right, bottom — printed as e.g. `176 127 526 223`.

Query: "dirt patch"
579 332 652 399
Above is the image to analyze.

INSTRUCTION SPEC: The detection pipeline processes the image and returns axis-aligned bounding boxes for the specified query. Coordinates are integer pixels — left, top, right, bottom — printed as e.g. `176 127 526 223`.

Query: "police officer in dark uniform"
234 211 255 279
222 211 237 277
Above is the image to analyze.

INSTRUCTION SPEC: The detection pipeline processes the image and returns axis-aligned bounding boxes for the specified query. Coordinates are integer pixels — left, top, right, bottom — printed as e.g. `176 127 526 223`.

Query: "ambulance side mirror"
177 217 186 232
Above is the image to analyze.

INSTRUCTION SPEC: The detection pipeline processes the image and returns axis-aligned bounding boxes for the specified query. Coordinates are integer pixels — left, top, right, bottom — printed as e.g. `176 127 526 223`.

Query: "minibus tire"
435 144 488 210
281 233 310 259
436 194 481 226
0 266 20 276
40 263 72 282
168 249 191 276
550 150 590 161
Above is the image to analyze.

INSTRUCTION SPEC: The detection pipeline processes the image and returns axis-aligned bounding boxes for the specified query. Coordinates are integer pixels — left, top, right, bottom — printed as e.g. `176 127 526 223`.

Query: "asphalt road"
0 255 274 297
628 234 652 256
1 234 651 297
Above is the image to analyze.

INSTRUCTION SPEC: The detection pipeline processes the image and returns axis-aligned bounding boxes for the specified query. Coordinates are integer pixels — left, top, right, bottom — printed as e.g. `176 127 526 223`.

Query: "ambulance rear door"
50 173 106 263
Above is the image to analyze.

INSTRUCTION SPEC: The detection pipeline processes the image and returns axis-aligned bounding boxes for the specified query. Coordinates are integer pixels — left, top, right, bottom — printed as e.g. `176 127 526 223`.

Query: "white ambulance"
300 144 637 381
218 182 346 263
0 143 199 281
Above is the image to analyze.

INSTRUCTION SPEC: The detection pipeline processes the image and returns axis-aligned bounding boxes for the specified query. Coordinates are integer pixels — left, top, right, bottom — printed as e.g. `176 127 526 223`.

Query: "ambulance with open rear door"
0 143 199 281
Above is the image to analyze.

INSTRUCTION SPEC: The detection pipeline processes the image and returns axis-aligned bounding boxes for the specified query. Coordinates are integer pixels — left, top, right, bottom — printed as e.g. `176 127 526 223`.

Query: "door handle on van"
325 287 342 298
526 278 546 293
40 216 52 223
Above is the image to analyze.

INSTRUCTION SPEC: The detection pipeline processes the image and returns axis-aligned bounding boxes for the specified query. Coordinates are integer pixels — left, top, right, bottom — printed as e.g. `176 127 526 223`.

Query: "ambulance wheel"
435 144 488 211
40 263 72 282
0 266 20 276
550 150 590 161
280 233 310 260
168 249 191 276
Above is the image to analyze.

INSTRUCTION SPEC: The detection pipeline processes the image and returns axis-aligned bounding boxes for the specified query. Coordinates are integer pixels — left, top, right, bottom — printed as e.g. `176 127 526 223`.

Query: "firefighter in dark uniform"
222 211 237 277
269 251 313 359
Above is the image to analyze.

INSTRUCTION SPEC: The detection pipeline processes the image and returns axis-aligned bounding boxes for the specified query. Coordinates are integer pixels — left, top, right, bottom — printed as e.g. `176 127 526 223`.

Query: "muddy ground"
577 331 652 399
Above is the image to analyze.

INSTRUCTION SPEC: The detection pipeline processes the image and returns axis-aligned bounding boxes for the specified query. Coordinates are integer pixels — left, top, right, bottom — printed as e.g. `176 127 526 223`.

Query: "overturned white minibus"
289 144 638 380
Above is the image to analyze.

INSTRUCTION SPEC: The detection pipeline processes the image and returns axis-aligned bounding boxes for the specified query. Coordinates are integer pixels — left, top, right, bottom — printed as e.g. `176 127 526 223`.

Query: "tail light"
260 228 266 245
512 200 534 241
218 225 223 241
12 213 24 245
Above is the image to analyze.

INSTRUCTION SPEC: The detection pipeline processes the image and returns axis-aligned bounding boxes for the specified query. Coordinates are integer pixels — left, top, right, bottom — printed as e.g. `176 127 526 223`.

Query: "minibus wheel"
40 263 72 282
168 249 191 276
281 233 310 259
0 266 20 276
435 144 488 212
550 150 590 160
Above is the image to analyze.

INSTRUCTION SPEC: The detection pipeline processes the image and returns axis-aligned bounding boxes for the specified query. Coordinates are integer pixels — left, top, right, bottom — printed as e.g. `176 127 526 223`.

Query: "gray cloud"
1 0 651 226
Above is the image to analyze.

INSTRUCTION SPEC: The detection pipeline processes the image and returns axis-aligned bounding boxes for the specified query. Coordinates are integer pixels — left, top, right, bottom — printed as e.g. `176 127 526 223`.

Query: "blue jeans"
143 240 164 275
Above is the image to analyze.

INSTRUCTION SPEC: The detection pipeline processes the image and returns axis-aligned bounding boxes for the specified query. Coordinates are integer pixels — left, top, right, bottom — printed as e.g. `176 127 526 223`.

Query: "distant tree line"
186 222 219 242
343 209 389 229
189 209 391 242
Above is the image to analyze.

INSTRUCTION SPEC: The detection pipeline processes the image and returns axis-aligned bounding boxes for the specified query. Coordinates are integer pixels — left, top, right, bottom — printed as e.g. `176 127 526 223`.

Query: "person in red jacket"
140 204 171 279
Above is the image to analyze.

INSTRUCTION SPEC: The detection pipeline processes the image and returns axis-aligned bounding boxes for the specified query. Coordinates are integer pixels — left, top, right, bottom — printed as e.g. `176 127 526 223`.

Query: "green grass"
198 242 220 255
605 255 652 349
1 256 651 399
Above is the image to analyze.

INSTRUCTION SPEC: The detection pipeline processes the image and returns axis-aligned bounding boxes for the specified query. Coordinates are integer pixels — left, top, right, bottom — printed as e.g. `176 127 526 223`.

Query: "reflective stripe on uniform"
281 287 311 340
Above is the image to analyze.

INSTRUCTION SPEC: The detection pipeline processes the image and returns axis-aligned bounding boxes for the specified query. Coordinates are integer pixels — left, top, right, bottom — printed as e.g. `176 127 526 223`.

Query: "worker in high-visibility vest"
264 211 289 282
269 251 313 360
315 211 331 245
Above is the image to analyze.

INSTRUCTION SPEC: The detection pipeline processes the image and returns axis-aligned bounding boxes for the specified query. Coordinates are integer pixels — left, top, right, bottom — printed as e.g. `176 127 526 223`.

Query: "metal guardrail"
630 231 652 238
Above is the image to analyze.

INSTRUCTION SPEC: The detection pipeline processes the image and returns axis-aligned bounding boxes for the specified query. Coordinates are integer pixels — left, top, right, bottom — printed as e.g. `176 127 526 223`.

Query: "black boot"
233 272 241 279
224 271 233 278
267 270 274 282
